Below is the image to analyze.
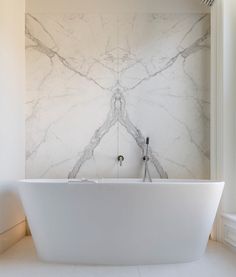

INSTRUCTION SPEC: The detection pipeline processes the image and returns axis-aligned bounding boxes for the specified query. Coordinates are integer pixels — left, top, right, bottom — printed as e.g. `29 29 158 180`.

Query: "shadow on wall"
0 182 26 254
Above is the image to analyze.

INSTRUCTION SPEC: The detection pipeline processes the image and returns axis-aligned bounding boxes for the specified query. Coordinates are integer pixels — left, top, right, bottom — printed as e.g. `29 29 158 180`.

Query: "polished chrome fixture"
117 155 124 166
201 0 215 7
143 137 152 182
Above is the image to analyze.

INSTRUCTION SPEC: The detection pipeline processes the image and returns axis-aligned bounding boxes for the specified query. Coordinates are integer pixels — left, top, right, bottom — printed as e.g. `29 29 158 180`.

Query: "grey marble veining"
25 13 210 179
68 87 168 178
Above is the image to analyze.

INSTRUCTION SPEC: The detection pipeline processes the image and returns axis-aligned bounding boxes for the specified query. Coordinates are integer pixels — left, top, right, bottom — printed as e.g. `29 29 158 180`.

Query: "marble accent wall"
25 13 210 179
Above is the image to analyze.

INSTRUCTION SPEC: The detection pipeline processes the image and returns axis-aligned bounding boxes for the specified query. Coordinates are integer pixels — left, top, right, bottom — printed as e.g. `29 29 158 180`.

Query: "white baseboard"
0 221 26 254
222 213 236 252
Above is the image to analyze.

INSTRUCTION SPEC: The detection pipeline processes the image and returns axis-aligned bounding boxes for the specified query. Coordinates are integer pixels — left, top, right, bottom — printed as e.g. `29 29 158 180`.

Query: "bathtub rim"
19 178 225 186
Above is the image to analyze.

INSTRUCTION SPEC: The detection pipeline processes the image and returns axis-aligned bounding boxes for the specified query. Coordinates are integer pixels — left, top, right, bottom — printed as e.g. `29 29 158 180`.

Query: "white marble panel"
26 13 210 179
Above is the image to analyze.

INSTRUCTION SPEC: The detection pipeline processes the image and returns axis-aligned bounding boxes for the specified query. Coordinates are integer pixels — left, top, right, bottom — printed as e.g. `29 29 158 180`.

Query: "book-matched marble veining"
25 13 210 179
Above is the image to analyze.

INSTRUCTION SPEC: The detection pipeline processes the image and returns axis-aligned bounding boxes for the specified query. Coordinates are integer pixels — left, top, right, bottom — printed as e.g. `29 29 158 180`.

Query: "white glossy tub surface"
19 179 224 265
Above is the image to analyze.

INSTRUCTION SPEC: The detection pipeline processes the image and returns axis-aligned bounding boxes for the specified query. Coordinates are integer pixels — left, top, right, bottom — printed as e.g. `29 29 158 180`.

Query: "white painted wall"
0 0 26 249
221 0 236 213
0 0 25 180
210 0 236 245
26 0 210 13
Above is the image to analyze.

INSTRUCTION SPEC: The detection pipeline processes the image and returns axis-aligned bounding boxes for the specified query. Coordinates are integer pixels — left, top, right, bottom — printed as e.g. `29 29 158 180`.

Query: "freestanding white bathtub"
19 179 224 265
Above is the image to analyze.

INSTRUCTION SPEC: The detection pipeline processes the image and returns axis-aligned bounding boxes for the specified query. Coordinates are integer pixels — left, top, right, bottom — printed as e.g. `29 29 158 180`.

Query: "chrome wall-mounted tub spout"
117 155 124 166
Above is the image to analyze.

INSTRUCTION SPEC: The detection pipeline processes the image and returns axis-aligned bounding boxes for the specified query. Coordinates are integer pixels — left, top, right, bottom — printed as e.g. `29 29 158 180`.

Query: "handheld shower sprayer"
143 137 152 182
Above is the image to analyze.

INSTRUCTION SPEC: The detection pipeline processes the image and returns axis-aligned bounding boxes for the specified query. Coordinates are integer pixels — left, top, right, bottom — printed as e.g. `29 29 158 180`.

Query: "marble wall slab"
25 13 210 179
